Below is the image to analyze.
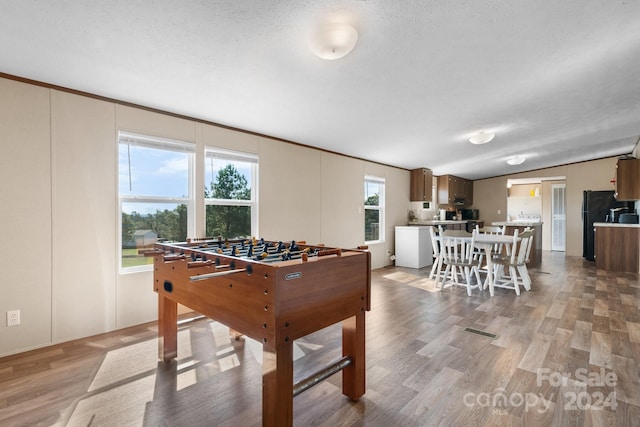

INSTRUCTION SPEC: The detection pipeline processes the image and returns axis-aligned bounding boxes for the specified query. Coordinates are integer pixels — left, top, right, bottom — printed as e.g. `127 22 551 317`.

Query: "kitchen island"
491 221 543 268
594 222 640 273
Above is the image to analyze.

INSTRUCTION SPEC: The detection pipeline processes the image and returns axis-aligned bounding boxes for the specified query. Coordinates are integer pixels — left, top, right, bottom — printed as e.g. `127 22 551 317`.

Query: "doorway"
551 184 566 251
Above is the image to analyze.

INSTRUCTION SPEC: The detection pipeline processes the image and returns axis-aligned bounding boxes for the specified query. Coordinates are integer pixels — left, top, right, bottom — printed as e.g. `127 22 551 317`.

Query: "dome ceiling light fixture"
468 131 495 145
309 23 358 60
506 156 526 165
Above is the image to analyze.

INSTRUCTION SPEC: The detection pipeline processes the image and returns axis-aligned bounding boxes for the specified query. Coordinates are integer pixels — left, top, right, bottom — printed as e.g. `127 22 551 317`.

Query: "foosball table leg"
158 295 178 362
342 311 366 400
262 340 294 426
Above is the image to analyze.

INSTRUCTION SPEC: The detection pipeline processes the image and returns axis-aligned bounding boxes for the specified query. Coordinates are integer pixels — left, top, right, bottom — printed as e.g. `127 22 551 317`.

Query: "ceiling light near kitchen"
507 156 526 165
309 23 358 60
468 131 495 145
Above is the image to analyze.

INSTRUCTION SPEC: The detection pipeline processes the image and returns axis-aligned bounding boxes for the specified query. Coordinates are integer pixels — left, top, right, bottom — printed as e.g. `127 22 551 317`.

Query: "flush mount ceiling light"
468 131 495 145
507 156 526 165
309 23 358 60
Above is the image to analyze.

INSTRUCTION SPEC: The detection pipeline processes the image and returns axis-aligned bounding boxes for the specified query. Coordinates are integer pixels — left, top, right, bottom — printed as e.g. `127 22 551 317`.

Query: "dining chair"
474 225 506 273
428 226 443 281
491 229 534 295
437 229 482 296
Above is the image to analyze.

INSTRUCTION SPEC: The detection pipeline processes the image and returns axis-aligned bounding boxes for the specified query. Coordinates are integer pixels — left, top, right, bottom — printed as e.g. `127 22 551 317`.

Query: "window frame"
118 131 195 273
364 175 385 244
204 147 259 239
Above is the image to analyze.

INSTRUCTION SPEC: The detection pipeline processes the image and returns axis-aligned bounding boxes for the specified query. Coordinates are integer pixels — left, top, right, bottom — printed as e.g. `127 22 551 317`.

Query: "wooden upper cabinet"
462 178 473 205
615 158 640 201
410 168 433 201
437 174 473 205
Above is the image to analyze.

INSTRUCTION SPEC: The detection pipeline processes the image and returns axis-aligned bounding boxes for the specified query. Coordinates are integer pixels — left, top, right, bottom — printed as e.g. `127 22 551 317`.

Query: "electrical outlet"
386 250 391 256
7 310 20 327
497 209 502 215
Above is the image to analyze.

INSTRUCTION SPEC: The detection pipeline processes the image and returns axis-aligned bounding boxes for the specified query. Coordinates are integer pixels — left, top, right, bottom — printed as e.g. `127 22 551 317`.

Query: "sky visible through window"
365 181 380 204
118 145 252 215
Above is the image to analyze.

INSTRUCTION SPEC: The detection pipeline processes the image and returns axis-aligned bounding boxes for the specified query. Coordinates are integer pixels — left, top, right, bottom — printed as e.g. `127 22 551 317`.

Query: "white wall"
0 76 408 357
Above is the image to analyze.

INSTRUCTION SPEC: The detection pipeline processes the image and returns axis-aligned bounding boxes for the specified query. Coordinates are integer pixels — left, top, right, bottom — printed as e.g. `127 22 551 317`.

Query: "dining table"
437 230 520 296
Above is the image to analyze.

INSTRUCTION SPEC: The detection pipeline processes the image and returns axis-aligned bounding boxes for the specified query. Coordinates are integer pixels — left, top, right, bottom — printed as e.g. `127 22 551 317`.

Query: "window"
364 176 385 243
204 148 258 239
118 132 194 271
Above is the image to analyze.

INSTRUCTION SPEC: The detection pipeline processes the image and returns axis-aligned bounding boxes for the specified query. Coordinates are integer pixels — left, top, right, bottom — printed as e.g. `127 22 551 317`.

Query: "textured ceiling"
2 0 639 179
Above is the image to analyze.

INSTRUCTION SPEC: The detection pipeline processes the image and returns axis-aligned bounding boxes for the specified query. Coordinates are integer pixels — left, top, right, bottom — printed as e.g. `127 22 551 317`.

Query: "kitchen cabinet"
437 175 473 205
462 179 473 204
410 168 433 202
595 224 640 273
615 158 640 201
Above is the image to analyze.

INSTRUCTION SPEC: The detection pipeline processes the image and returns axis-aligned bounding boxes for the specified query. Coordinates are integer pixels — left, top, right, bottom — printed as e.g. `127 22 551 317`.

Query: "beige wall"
0 76 407 357
258 138 322 243
51 91 117 342
473 157 620 257
0 78 52 353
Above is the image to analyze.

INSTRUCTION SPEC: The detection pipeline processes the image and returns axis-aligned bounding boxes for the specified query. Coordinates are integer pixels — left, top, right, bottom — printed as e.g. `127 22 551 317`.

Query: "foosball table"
148 238 371 426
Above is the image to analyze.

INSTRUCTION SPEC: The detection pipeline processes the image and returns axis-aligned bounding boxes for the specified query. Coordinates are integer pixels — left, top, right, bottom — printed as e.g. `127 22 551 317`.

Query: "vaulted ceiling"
2 1 639 179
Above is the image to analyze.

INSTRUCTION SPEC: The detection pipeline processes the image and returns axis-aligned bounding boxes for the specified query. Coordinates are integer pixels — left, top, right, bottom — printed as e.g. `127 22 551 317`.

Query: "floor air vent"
464 327 497 339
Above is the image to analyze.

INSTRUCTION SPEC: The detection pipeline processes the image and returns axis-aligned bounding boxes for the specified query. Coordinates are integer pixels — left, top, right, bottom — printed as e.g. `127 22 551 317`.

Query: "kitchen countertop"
492 221 543 227
408 220 468 226
593 222 640 228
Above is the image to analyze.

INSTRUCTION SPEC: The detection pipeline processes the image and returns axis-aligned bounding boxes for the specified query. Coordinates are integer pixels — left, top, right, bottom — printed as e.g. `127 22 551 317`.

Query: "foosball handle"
317 248 342 257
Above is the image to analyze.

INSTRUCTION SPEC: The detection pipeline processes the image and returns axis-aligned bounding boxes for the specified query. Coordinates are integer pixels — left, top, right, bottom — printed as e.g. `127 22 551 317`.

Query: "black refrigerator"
582 190 634 261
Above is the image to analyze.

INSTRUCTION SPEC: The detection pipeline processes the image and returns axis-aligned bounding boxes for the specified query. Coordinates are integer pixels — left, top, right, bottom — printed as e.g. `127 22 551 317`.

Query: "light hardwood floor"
1 252 639 426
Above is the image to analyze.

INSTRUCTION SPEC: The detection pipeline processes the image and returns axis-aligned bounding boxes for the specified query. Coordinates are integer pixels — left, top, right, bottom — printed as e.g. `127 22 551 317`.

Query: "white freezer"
394 226 433 269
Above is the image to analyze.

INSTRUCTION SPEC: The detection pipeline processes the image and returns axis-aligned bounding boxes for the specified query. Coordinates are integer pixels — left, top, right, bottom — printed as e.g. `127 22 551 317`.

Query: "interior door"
551 184 566 251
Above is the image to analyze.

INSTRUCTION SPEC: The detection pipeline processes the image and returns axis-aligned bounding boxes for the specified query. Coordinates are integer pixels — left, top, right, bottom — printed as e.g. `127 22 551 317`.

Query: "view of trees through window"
365 178 384 242
365 193 380 241
122 206 188 243
118 133 257 271
119 132 193 270
121 203 188 268
120 161 254 269
205 163 252 238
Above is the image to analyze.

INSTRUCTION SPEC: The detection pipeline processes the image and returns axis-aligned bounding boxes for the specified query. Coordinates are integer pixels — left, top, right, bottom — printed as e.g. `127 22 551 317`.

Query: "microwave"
461 209 479 220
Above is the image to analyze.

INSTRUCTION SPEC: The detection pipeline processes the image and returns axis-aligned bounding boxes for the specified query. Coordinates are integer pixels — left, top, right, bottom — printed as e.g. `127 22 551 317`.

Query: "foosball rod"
189 265 252 281
292 356 352 397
